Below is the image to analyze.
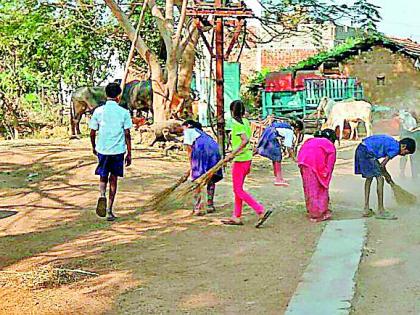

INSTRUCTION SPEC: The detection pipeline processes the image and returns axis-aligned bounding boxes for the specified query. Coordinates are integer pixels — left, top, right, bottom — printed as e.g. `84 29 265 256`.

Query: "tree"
0 0 163 138
104 0 380 124
104 0 198 123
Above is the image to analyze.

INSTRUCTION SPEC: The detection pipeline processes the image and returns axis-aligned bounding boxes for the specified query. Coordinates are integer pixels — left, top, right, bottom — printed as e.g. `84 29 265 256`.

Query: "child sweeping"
183 120 223 216
297 129 337 222
256 120 304 186
222 100 272 227
355 134 416 220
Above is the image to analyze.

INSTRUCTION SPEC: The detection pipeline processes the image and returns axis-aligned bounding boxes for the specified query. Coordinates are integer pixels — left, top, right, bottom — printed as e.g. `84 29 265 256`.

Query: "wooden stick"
120 0 149 94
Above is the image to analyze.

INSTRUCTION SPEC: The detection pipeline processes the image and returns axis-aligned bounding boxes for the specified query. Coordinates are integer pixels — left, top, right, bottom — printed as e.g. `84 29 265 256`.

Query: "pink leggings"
232 161 264 218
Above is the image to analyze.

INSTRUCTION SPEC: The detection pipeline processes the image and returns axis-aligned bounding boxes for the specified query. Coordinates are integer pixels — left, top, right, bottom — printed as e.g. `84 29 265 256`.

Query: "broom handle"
193 150 241 183
381 167 394 185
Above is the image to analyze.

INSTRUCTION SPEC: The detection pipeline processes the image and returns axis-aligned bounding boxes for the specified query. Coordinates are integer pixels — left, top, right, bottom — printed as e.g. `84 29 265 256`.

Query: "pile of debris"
0 265 98 289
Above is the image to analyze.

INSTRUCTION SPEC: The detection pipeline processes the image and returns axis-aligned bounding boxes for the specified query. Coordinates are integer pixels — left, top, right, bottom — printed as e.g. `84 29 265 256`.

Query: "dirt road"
0 139 323 314
1 139 415 314
351 176 420 315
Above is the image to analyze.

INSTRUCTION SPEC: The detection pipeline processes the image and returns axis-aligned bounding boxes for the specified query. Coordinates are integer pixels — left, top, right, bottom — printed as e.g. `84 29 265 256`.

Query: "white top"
402 115 417 131
183 128 201 146
89 100 133 155
276 128 294 148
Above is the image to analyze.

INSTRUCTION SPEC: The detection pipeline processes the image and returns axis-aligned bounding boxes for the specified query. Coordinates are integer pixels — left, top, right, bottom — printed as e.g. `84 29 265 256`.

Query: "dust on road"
1 139 412 314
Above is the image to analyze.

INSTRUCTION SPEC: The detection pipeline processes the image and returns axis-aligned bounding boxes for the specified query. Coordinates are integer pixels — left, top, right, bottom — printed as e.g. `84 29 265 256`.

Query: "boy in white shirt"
89 83 133 221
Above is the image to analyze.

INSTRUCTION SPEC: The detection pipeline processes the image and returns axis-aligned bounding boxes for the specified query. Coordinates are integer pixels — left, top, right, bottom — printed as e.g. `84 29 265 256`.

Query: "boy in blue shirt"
89 83 133 221
355 134 416 219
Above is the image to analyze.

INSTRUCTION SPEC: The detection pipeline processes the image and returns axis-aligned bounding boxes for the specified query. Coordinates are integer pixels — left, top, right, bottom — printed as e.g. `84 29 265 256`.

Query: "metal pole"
215 16 225 157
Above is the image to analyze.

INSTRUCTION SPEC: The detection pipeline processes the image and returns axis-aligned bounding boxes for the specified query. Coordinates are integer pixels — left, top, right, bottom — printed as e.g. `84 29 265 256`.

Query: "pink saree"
297 138 336 221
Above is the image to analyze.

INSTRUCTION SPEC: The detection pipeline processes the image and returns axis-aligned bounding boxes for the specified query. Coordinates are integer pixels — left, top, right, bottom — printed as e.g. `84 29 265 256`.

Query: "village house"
291 36 420 111
230 21 361 80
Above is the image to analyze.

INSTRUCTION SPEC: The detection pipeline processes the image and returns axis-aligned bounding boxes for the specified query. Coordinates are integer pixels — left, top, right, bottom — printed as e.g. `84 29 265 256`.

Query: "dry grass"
0 265 97 289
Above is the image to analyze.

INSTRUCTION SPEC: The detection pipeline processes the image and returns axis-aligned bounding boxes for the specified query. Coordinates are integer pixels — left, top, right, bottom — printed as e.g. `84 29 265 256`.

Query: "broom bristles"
147 153 237 210
390 182 417 206
382 168 417 206
145 172 190 209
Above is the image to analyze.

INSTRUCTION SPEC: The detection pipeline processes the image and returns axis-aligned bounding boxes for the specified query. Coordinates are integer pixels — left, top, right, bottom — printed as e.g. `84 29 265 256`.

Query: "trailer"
261 71 364 119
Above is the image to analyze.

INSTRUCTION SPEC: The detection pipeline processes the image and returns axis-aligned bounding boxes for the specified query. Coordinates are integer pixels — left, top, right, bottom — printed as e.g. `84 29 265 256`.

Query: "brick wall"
230 47 319 82
344 46 420 112
261 49 319 70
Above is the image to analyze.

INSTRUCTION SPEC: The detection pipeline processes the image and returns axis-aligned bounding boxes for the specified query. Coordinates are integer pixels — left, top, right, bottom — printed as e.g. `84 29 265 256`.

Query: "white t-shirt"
183 128 201 145
276 128 294 148
89 100 133 155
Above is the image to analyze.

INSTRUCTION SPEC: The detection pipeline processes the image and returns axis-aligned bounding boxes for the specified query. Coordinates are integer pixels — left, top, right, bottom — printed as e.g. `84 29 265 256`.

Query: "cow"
318 97 373 141
70 80 152 138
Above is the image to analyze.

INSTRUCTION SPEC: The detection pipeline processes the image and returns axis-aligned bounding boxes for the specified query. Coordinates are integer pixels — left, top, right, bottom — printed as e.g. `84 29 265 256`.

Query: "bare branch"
148 0 173 50
172 0 188 51
103 0 162 78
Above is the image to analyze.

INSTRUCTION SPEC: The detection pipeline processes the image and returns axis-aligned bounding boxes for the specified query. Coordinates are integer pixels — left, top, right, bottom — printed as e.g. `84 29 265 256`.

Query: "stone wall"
343 46 420 111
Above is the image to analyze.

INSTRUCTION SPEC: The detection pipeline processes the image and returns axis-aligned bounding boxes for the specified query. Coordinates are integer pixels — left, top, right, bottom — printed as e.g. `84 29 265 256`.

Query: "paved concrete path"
285 219 366 315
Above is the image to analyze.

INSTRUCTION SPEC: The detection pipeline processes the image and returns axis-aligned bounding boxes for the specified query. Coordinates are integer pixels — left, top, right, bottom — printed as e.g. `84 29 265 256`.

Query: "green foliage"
289 33 386 71
245 33 387 91
0 0 161 138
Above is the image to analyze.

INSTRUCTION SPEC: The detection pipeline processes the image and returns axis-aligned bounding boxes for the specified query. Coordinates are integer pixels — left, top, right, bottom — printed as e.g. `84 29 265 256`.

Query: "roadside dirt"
0 138 392 314
351 170 420 315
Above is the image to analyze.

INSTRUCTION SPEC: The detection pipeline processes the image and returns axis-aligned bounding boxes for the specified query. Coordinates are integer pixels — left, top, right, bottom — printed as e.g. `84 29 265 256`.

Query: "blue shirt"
89 100 133 155
272 122 292 130
362 135 400 159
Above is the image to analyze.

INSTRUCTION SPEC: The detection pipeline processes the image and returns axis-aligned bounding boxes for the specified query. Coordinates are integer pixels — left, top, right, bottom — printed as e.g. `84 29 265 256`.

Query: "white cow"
318 98 373 141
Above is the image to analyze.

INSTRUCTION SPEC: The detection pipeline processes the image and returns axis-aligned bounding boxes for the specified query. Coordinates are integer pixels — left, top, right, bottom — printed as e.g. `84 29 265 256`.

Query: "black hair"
182 119 203 131
400 138 416 154
292 119 304 131
105 83 122 99
230 100 245 123
314 128 337 144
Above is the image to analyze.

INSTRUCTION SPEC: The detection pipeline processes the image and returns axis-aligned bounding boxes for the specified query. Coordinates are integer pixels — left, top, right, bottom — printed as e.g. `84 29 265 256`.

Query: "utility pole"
187 2 253 157
214 0 225 156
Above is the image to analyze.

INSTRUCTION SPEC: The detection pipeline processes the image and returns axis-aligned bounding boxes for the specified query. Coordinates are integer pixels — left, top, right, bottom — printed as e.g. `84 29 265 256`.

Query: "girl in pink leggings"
222 100 273 228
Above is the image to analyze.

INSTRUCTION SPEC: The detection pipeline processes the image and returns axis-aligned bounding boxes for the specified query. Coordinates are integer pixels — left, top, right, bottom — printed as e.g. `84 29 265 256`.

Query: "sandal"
206 205 216 214
221 218 243 226
256 210 273 228
193 210 206 216
363 209 374 218
96 196 107 218
375 211 398 220
274 182 289 187
310 211 332 222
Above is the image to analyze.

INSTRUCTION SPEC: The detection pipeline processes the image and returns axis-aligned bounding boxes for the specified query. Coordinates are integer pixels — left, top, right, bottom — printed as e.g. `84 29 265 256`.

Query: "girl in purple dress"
183 120 223 216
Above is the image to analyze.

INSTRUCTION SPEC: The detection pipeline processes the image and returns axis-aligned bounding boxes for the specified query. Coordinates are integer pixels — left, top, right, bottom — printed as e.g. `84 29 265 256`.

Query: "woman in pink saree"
297 129 337 222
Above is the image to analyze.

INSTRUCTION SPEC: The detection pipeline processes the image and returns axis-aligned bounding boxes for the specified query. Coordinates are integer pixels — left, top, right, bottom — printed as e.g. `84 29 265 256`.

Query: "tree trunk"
152 83 170 123
177 30 198 99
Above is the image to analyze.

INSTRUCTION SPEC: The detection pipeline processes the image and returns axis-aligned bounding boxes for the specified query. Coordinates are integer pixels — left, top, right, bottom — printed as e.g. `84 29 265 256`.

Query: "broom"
145 152 238 210
382 168 417 206
144 171 190 209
